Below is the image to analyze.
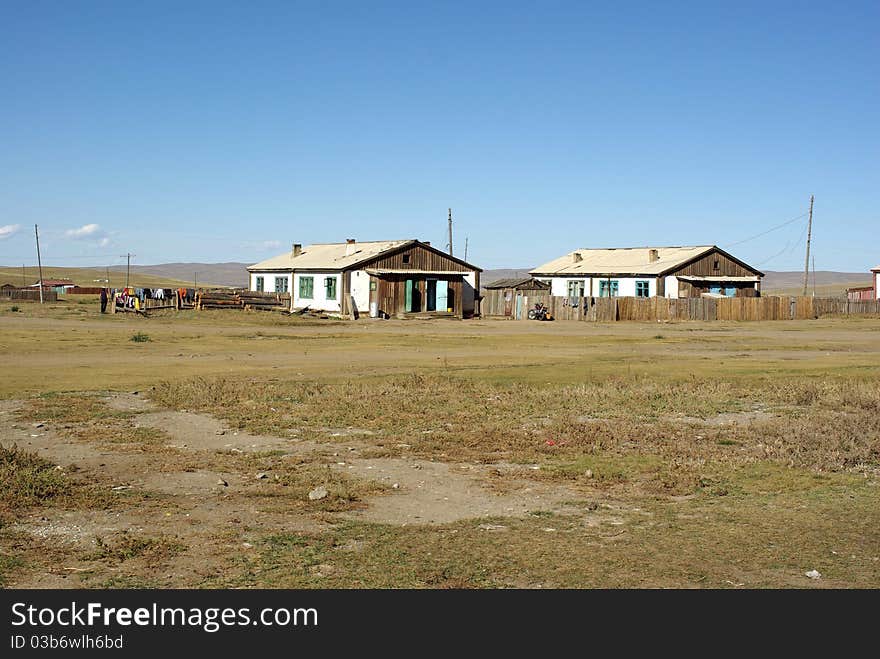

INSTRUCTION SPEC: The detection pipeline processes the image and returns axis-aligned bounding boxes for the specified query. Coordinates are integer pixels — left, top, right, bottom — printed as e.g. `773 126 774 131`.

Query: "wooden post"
802 195 814 296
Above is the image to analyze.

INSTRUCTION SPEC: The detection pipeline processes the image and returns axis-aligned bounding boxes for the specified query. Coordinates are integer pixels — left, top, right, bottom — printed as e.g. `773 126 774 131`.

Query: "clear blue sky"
0 1 877 271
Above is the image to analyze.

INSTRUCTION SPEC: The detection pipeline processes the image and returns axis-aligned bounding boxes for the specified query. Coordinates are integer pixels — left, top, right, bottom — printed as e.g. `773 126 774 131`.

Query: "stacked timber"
196 291 241 310
195 290 292 311
240 291 290 311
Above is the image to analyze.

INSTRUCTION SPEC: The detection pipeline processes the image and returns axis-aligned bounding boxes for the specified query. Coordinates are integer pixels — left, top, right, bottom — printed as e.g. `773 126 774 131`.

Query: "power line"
755 218 810 266
723 211 809 248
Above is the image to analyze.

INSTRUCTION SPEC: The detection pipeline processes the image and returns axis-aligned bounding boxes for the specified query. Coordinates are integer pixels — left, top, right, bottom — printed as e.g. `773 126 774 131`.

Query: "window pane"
299 276 313 299
325 277 337 300
255 277 263 292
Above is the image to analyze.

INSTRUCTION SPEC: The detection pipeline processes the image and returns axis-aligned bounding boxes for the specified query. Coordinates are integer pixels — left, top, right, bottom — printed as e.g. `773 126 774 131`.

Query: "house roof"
530 245 762 277
677 275 760 283
248 239 481 272
30 279 76 287
483 277 551 290
871 265 880 272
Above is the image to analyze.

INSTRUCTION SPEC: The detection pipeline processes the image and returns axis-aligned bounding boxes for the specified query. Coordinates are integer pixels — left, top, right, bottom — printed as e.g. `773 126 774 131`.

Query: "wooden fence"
0 289 58 302
499 294 880 322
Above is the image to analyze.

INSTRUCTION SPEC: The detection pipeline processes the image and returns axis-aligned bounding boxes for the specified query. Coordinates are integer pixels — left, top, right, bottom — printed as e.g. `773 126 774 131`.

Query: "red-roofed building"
29 279 77 293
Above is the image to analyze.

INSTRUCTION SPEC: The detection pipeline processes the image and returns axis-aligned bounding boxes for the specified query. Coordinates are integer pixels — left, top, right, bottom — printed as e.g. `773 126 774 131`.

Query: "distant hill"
109 262 249 288
3 262 871 298
0 265 195 290
761 271 871 297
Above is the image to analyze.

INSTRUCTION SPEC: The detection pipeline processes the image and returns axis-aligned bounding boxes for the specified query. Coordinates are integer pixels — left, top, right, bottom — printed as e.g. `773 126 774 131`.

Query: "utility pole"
194 272 198 290
21 264 25 288
447 208 453 256
120 253 134 289
34 224 44 304
464 236 469 262
802 195 814 296
106 266 110 289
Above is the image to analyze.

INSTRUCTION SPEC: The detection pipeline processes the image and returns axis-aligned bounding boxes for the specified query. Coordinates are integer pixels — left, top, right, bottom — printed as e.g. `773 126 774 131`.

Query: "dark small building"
482 277 551 318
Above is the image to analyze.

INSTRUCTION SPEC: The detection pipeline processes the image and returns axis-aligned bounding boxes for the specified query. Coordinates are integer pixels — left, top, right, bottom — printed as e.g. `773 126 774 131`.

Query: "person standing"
100 287 108 314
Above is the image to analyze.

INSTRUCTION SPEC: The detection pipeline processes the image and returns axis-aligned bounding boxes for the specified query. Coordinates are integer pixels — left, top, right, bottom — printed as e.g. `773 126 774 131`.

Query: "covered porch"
365 269 467 318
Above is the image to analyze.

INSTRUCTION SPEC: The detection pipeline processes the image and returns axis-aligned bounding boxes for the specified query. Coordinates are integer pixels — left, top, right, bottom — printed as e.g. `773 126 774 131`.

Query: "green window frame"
255 276 264 292
324 277 337 300
299 276 314 299
635 281 650 298
274 276 288 293
599 280 619 298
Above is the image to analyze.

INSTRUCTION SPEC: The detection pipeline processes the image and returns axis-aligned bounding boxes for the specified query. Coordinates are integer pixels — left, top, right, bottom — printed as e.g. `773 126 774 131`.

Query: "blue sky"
0 1 877 271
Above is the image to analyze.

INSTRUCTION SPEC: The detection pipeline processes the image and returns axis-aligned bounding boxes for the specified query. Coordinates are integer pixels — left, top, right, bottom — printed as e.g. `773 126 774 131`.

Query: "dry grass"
87 533 187 565
3 303 880 588
150 373 880 497
0 444 116 525
203 450 388 513
0 445 72 518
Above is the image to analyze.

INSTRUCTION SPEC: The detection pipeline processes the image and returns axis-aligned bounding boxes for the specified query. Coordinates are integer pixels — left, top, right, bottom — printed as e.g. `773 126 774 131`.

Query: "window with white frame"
567 280 585 300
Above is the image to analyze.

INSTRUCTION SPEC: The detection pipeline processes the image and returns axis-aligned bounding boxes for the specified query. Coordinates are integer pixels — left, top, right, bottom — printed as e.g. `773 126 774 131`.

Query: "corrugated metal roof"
248 240 413 271
365 269 470 275
483 277 550 289
531 246 716 276
677 275 760 282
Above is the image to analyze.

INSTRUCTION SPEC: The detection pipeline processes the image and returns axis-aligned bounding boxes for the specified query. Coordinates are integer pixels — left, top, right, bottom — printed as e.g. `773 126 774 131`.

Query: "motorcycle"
527 302 554 321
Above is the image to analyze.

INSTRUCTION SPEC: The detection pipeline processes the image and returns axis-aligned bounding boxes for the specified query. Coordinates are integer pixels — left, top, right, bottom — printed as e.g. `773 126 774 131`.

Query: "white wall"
549 276 658 298
250 272 291 295
350 270 370 315
665 276 679 298
293 272 342 312
549 277 573 297
875 272 880 299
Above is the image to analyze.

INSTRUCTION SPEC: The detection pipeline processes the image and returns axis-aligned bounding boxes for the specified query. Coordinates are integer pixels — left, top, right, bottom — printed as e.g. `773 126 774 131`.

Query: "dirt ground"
1 302 879 588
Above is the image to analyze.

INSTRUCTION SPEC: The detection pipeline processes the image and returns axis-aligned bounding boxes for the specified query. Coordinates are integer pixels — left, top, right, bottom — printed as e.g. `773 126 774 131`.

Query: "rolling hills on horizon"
1 262 873 297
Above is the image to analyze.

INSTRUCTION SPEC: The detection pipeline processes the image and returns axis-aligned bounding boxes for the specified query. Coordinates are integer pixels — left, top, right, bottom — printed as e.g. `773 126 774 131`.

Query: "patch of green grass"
130 332 151 343
94 574 162 588
0 444 72 518
0 553 25 587
88 533 186 565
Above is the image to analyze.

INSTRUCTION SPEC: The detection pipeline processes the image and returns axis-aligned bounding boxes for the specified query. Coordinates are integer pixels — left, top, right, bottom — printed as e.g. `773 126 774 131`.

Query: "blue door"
436 280 448 311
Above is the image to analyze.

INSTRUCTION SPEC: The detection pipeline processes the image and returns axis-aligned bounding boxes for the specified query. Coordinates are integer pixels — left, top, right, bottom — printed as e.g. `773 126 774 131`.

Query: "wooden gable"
669 247 762 278
361 242 476 272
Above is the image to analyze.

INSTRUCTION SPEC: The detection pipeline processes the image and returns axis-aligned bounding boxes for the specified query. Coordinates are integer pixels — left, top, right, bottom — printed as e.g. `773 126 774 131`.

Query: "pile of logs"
196 291 241 310
196 290 291 311
240 291 290 311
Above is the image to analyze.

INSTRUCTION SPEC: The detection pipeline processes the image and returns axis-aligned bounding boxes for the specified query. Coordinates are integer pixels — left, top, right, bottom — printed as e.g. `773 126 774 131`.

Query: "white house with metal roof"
247 239 482 318
530 245 763 299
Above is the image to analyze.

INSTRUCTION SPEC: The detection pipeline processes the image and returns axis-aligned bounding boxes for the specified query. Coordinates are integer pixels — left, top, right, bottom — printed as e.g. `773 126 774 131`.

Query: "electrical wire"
723 211 809 248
